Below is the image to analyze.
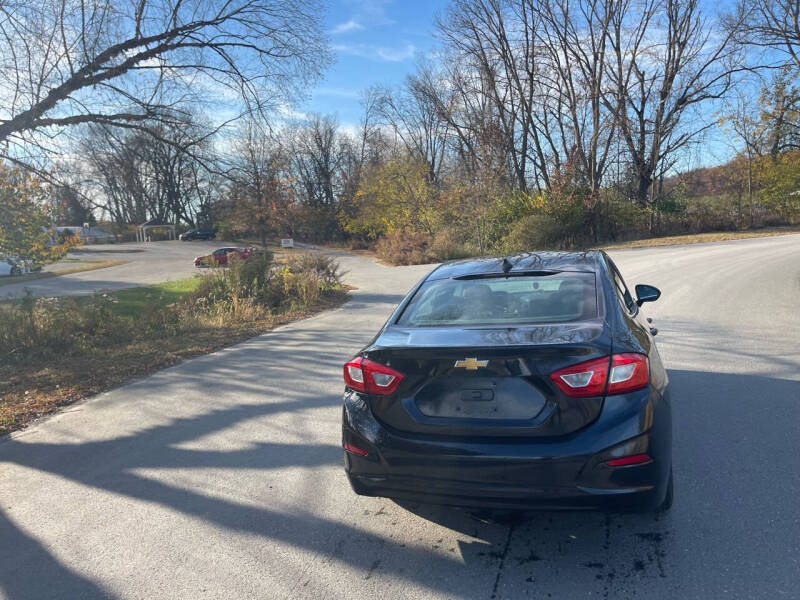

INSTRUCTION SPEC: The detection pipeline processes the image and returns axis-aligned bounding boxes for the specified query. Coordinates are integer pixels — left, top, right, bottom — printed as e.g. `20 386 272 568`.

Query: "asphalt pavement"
1 234 799 599
0 240 223 299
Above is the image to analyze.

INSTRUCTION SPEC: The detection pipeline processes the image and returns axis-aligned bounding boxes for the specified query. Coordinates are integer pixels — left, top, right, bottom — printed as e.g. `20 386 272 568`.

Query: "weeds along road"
0 240 223 299
1 234 799 600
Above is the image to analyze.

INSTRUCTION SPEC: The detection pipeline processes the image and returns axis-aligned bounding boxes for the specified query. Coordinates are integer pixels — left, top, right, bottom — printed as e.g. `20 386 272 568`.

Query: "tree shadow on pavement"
0 508 113 600
1 367 799 599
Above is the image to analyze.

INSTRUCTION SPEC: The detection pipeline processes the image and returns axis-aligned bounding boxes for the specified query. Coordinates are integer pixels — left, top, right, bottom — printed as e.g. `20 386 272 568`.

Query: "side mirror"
635 284 661 306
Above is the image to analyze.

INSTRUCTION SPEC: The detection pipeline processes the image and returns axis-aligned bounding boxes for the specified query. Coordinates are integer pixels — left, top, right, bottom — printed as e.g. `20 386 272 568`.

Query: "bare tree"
81 116 218 226
82 126 150 224
435 0 619 194
51 183 94 226
526 0 619 194
227 119 293 244
436 0 544 191
0 0 329 169
356 87 386 167
737 0 800 69
375 69 451 183
757 67 800 156
290 114 343 207
604 0 746 228
720 90 767 225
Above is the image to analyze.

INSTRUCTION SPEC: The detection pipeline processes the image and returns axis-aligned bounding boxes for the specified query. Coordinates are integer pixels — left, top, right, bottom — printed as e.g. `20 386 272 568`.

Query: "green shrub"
187 250 342 315
499 214 563 253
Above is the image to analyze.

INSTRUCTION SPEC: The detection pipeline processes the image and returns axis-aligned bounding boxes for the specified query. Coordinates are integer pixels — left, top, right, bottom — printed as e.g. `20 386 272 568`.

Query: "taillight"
607 353 649 395
550 354 648 398
343 356 404 395
549 356 610 397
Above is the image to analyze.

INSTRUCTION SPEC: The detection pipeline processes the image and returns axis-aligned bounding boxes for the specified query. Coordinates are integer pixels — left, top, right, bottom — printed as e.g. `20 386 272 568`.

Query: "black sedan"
179 228 216 241
341 251 672 511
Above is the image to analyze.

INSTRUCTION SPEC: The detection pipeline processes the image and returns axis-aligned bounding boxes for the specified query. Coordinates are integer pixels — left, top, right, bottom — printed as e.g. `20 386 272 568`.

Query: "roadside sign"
280 238 294 248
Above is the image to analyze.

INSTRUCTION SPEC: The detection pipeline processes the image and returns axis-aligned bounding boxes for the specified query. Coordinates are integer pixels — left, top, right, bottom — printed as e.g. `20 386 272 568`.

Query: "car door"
213 249 228 265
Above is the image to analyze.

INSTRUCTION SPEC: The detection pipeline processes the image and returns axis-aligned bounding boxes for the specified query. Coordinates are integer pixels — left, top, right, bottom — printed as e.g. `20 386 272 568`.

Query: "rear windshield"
396 272 598 327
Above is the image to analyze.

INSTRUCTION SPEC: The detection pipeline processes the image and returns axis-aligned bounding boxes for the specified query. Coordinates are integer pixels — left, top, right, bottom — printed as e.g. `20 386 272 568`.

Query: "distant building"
56 226 116 244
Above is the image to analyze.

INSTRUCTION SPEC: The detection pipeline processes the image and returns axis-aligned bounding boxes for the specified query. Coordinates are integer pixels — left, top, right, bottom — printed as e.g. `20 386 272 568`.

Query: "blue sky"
300 0 450 126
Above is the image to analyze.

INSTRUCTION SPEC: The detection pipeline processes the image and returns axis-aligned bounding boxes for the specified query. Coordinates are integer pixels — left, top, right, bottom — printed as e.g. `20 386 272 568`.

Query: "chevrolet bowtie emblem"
454 357 489 370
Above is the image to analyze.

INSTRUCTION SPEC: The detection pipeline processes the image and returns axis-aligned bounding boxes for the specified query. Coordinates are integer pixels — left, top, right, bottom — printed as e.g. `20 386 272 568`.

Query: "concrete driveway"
1 234 799 599
0 240 224 299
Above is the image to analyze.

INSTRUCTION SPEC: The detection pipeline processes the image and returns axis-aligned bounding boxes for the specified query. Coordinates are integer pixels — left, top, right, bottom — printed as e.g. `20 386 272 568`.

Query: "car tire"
656 467 674 512
10 266 22 277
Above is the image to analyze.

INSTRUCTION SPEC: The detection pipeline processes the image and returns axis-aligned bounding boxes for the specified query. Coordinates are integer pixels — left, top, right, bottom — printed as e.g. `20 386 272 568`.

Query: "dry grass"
0 253 347 436
0 259 127 288
0 290 348 436
599 227 800 250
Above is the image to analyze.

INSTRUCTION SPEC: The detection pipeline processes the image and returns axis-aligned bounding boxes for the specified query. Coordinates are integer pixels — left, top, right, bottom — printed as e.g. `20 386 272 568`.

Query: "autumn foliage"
0 162 81 270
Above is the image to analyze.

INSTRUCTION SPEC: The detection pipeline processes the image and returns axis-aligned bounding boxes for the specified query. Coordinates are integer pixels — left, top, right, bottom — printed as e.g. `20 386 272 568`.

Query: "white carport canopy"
137 218 176 242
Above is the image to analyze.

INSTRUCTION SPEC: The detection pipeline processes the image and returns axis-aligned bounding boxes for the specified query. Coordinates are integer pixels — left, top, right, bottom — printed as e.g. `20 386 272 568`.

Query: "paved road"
1 235 799 599
0 241 223 299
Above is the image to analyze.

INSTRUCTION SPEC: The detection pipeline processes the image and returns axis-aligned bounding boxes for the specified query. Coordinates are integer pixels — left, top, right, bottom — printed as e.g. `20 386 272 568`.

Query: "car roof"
426 251 604 281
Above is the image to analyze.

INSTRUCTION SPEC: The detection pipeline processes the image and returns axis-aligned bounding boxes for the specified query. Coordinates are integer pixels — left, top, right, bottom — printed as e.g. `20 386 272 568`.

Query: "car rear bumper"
342 387 672 511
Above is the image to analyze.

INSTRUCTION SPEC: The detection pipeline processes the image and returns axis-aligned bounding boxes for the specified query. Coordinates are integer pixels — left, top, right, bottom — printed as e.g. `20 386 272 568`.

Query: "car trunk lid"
364 321 611 438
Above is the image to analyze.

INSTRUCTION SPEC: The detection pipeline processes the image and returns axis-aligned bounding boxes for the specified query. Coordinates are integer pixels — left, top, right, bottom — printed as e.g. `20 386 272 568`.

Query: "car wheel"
656 467 674 512
10 266 22 277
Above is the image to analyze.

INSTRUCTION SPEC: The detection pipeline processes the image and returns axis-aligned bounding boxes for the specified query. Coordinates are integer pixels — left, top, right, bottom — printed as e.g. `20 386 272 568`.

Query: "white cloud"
343 0 395 27
332 43 416 63
314 87 360 99
337 121 363 139
377 44 416 62
277 103 309 121
331 20 365 35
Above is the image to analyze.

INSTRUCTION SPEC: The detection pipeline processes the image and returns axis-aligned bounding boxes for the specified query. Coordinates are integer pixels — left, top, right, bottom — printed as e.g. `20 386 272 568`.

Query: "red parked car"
194 247 255 268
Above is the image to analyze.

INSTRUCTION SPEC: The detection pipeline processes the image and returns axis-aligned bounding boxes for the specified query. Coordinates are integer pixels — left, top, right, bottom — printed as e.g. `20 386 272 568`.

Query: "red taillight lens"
550 356 611 397
549 353 648 398
605 453 652 467
343 356 404 395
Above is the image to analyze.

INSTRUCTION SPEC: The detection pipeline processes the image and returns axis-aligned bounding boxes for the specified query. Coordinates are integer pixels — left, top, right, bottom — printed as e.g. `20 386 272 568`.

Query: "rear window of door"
396 273 598 327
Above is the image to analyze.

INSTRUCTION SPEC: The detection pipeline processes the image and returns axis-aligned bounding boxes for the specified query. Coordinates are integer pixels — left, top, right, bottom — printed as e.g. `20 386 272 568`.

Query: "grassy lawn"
0 259 127 288
0 267 348 436
105 277 202 317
